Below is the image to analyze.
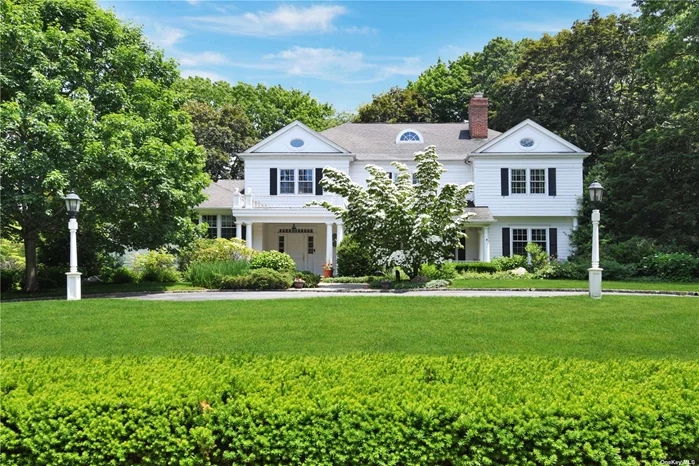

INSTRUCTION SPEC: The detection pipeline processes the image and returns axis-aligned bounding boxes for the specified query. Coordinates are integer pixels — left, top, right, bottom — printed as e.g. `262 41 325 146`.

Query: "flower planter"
380 281 391 289
323 269 333 278
293 281 304 289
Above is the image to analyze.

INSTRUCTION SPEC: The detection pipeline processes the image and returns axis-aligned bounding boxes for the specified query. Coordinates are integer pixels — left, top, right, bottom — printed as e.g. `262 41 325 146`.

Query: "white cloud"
225 46 422 84
180 69 228 82
177 51 228 67
574 0 636 12
186 4 348 37
342 25 378 35
150 25 187 47
186 0 202 5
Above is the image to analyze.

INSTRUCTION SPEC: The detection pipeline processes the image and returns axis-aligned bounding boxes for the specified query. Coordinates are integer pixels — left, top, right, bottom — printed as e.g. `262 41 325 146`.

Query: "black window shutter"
501 168 509 196
549 228 558 257
457 234 466 261
548 168 557 196
502 228 511 257
270 168 277 195
315 168 323 195
241 226 247 241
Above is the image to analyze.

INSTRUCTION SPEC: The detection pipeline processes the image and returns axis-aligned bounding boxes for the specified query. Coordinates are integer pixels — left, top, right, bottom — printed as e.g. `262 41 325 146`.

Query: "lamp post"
64 191 82 301
587 181 604 299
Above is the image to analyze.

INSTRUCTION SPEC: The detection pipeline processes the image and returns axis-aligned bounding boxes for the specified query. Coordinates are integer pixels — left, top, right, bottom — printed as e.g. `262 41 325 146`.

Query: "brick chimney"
468 92 489 139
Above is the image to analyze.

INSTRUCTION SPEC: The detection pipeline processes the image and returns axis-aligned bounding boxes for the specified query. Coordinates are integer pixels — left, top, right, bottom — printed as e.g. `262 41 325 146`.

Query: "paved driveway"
129 290 588 301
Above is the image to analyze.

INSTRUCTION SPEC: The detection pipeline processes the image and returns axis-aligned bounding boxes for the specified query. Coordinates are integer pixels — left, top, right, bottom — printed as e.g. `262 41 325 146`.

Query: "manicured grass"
3 296 697 360
450 278 699 292
0 281 201 300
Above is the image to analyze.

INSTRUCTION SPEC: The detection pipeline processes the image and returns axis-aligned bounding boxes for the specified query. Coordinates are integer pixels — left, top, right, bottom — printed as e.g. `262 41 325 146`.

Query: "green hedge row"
453 261 499 274
2 355 697 464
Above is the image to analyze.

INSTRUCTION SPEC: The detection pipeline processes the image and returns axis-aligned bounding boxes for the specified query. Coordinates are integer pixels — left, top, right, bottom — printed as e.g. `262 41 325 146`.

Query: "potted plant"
380 279 391 290
322 262 333 278
293 277 305 289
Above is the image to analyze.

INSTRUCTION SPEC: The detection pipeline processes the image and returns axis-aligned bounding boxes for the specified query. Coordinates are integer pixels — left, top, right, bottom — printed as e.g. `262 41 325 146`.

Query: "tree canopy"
0 0 209 290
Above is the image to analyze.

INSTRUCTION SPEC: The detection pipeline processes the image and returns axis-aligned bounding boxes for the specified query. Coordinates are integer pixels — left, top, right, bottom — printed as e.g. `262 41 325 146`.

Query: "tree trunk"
23 233 39 292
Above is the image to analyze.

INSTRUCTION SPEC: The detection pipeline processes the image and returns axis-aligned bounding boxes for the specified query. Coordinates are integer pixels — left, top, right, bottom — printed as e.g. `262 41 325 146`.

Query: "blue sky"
100 1 635 112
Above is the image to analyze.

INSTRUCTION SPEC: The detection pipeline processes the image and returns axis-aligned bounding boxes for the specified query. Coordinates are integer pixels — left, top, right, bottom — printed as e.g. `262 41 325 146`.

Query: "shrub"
525 243 549 272
419 263 458 280
3 356 695 465
0 267 22 292
107 266 137 284
491 255 527 271
460 270 533 280
246 268 293 290
181 238 257 269
547 259 588 280
217 274 251 289
185 261 250 289
424 279 451 289
639 253 699 281
295 271 320 288
249 251 296 272
452 262 498 274
36 265 66 289
600 259 637 281
322 276 383 283
337 236 381 277
603 236 657 265
133 250 180 283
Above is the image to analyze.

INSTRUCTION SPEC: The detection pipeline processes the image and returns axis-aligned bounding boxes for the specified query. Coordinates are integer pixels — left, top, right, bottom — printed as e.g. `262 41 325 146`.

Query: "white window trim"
288 138 306 151
510 168 547 195
518 137 540 151
510 227 549 257
278 168 314 195
396 128 424 144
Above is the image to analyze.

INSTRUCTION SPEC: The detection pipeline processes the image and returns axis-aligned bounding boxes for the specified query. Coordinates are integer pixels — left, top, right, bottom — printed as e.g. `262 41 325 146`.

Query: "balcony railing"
232 189 344 209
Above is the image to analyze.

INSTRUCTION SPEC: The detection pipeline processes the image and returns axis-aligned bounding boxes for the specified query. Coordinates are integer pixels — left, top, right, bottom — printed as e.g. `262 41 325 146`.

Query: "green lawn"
3 296 698 360
0 281 201 300
450 278 699 292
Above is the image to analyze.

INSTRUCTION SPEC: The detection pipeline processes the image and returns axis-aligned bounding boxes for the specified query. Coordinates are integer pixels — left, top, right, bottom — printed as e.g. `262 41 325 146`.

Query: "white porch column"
246 223 253 247
252 223 264 251
483 227 491 262
478 229 484 262
336 223 344 246
325 222 333 266
216 214 222 239
236 222 242 240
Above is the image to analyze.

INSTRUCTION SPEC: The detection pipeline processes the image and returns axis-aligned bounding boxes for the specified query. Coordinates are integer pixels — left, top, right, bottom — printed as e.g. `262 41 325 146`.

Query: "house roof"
466 207 495 223
197 179 244 209
321 123 501 160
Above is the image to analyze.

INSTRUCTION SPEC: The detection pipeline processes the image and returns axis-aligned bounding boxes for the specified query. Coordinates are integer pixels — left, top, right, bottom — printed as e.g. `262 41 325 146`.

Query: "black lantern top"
588 180 604 203
64 191 82 218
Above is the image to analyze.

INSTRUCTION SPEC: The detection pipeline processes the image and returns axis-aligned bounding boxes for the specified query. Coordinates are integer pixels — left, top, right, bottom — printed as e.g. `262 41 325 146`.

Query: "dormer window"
396 129 423 143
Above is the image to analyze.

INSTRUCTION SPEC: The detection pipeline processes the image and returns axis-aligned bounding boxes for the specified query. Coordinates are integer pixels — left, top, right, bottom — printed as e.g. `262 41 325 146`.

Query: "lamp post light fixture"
64 191 82 300
587 181 604 299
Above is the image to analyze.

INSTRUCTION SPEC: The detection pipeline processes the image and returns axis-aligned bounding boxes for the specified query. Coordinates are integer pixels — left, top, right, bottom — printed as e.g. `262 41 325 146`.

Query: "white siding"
244 157 351 196
473 156 584 217
489 217 577 260
480 124 574 153
349 160 472 187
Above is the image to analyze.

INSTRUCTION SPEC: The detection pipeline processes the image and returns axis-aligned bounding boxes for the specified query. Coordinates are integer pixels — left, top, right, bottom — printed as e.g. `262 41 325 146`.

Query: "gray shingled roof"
321 123 501 160
198 179 244 209
466 207 495 223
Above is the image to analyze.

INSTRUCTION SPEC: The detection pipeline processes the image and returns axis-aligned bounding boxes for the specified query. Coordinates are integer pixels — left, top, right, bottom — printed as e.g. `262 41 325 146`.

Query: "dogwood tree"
310 146 473 279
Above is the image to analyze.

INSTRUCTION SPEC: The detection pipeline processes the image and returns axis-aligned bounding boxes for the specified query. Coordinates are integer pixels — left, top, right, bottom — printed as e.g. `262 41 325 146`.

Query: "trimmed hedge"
453 261 498 274
1 355 697 464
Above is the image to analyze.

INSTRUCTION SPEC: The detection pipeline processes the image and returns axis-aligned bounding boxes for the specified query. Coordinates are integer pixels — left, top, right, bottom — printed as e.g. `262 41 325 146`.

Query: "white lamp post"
587 180 604 299
64 191 82 301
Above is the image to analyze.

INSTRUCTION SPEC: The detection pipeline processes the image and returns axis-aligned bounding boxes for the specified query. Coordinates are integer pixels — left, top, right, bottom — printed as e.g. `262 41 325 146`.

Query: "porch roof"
466 207 495 223
197 180 244 209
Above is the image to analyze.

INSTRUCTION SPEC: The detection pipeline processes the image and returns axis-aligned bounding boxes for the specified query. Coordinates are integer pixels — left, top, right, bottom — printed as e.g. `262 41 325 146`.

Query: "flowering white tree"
309 146 474 279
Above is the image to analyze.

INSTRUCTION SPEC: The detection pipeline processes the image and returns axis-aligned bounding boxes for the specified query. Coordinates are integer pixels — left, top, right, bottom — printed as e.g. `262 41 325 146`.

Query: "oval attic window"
290 138 305 148
519 138 535 148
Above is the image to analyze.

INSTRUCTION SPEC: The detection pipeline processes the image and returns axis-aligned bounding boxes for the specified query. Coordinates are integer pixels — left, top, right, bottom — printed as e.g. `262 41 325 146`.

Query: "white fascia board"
238 152 356 161
472 119 588 154
244 120 351 154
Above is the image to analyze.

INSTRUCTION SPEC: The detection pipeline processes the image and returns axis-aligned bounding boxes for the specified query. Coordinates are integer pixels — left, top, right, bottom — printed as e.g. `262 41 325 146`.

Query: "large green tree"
183 101 256 181
356 86 433 123
410 37 520 122
0 0 209 290
174 77 338 138
491 12 658 164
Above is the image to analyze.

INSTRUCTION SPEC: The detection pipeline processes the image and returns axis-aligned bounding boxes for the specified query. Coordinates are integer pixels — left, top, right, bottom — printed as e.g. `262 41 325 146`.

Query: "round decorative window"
290 138 305 149
519 138 535 148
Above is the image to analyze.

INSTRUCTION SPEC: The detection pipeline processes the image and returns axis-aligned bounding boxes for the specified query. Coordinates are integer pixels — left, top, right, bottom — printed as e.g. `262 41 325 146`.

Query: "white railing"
232 189 344 209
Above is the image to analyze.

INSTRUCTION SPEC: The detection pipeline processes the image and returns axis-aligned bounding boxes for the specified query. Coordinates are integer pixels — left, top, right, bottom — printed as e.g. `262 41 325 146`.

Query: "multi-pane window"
278 236 285 253
280 169 295 194
511 169 527 194
412 173 419 185
512 228 528 256
201 215 217 239
221 215 235 239
530 169 546 194
298 169 314 194
531 229 547 251
307 236 315 254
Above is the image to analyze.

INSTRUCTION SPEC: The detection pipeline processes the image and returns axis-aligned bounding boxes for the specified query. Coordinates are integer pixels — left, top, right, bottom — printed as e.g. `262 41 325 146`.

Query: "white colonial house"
195 94 589 274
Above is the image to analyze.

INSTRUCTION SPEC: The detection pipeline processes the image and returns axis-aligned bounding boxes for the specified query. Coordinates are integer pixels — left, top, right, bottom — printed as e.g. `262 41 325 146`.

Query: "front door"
284 233 316 272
